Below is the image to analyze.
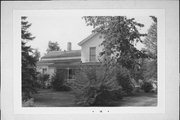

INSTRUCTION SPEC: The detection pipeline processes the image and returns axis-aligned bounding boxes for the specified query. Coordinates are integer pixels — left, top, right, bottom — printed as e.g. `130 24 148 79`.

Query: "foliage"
21 16 38 101
141 81 153 93
143 16 157 59
116 65 134 94
92 86 124 106
141 58 157 81
142 16 157 81
69 64 123 106
130 60 144 81
46 41 61 53
37 74 50 88
33 49 41 61
22 98 34 107
51 70 71 91
83 16 148 71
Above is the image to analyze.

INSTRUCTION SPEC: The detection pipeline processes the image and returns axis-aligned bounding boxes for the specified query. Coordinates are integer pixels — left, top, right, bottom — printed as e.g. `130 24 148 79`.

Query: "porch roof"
49 62 102 69
49 64 80 69
36 61 53 66
81 62 102 66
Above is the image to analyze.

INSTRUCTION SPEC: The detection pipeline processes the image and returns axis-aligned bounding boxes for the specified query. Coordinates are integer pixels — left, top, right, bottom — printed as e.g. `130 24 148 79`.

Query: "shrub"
141 81 153 93
51 70 71 91
92 86 124 106
116 66 134 94
37 74 50 88
22 98 34 107
69 65 123 106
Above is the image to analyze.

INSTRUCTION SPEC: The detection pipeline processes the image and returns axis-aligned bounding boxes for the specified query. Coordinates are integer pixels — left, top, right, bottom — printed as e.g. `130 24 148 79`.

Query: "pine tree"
21 16 38 101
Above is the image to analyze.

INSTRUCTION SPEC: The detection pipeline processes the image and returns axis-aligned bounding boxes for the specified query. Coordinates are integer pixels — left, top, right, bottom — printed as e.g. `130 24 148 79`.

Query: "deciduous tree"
83 16 148 77
143 16 157 59
142 16 157 80
33 49 41 61
46 41 61 53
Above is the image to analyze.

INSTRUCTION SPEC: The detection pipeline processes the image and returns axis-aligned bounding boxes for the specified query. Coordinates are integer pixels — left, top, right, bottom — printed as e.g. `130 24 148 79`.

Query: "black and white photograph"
21 13 158 107
1 1 179 120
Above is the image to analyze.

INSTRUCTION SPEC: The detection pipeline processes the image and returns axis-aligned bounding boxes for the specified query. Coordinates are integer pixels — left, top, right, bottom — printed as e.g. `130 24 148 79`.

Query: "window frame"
89 47 96 62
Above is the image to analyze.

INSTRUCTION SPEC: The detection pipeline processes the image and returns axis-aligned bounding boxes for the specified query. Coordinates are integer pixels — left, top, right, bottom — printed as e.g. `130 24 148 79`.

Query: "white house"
37 42 81 79
78 32 104 63
37 32 149 90
37 32 104 79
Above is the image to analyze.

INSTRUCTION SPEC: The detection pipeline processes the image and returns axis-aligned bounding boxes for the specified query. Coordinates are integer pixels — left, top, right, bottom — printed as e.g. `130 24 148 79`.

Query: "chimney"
67 42 72 51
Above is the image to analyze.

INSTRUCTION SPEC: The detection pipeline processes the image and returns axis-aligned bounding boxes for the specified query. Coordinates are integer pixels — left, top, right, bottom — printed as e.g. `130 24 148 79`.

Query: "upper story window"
89 47 96 62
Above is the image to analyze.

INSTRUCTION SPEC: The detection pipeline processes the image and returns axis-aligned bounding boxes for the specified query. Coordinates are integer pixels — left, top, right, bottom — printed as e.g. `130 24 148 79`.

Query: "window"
68 69 75 79
89 47 96 62
42 68 47 74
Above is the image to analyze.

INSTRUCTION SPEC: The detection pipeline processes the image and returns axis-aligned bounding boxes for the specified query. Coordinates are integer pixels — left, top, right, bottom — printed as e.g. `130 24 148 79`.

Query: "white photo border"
13 9 165 114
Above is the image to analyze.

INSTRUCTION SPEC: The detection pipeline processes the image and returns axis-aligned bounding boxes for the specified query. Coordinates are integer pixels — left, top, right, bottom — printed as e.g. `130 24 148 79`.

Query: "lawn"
33 89 77 107
117 92 157 106
32 89 157 107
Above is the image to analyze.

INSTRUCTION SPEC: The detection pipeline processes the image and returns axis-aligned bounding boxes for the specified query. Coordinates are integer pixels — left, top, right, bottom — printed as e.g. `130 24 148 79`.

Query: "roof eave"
78 32 99 46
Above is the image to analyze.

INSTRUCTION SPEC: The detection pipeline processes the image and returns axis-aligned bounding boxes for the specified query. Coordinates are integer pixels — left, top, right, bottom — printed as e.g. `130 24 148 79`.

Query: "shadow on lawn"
30 89 157 107
117 92 157 106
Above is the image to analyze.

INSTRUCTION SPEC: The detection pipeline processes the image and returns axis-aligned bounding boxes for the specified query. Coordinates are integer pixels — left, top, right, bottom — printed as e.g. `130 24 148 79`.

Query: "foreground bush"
92 86 124 106
51 70 71 91
22 98 34 107
141 81 153 93
116 66 134 94
37 74 50 88
69 65 123 106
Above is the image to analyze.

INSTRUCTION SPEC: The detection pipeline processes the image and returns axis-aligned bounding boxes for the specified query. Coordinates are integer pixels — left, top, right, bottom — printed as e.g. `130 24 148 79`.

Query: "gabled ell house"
78 32 104 63
37 32 104 80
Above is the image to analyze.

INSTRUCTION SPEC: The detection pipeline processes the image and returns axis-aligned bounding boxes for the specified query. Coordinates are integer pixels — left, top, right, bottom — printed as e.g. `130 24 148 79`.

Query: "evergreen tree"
21 16 38 101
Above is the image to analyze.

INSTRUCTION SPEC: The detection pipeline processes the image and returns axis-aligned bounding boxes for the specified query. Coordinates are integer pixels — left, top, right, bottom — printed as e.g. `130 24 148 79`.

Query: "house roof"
78 32 99 46
37 50 81 66
41 50 81 59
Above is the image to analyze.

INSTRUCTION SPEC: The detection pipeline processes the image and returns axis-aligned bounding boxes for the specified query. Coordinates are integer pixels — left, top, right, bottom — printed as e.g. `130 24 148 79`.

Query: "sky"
27 15 153 57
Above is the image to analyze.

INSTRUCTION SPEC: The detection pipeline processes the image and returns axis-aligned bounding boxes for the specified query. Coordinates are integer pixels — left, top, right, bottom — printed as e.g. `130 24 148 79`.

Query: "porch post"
67 67 69 80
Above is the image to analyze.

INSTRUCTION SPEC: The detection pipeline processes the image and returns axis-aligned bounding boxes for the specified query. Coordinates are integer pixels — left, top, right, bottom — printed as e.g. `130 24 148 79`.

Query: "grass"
32 89 157 107
33 89 77 107
117 92 157 106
